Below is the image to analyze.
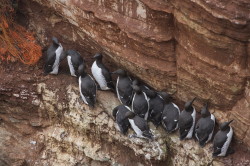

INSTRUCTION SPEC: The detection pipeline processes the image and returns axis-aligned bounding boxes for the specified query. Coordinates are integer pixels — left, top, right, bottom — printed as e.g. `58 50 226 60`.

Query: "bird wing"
45 46 56 66
100 65 115 89
81 76 96 105
133 116 149 132
133 96 149 116
118 80 133 105
179 113 193 129
195 120 209 141
99 64 112 82
196 119 214 139
213 131 228 150
179 112 193 139
112 106 119 119
71 53 84 70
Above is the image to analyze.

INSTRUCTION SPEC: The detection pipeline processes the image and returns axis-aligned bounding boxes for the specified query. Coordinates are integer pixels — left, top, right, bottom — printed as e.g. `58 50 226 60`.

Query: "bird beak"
205 102 209 109
191 97 196 104
52 37 59 45
60 50 67 60
228 120 234 125
171 91 177 96
111 71 117 75
93 53 100 59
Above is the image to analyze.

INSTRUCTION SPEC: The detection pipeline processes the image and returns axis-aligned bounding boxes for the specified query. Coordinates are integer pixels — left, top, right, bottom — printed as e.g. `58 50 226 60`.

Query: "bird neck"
221 126 230 132
201 112 210 118
53 42 59 47
165 100 171 104
186 106 193 112
79 71 87 77
95 58 102 64
119 74 127 78
136 90 142 94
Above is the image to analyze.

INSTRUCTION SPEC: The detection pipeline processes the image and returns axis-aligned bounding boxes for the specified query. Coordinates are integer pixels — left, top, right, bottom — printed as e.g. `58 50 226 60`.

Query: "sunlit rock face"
1 0 250 165
0 63 219 165
19 0 250 148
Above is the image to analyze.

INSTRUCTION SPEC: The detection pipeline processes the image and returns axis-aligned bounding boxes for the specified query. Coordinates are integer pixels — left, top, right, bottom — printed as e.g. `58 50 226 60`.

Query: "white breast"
129 119 143 137
50 44 63 75
186 108 196 139
218 126 233 156
91 61 108 90
67 56 77 77
172 103 180 114
116 77 123 104
143 92 150 120
131 94 136 112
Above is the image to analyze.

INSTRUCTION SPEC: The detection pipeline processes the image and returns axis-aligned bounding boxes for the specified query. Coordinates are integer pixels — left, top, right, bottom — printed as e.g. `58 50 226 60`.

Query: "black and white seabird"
66 50 84 77
112 105 131 135
132 79 152 96
78 64 97 107
125 111 154 140
213 120 234 157
44 37 64 75
195 102 215 147
148 91 168 127
178 97 196 140
111 69 133 106
161 93 180 133
91 53 114 91
131 79 164 125
131 85 150 120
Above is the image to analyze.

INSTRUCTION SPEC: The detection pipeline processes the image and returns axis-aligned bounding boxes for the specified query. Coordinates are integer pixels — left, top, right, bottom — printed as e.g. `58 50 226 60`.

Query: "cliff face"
17 0 250 147
0 0 250 165
2 62 247 166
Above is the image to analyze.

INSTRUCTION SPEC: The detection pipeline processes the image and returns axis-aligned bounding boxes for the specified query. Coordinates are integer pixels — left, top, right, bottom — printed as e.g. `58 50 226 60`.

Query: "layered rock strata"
2 63 246 165
17 0 250 148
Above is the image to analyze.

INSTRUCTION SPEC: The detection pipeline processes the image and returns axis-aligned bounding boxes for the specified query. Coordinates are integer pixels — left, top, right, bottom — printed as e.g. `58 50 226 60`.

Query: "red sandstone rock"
21 0 249 147
1 0 250 164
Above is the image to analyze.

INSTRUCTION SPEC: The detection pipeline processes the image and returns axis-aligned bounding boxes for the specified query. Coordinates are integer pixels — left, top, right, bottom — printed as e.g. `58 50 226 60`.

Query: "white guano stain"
135 0 146 19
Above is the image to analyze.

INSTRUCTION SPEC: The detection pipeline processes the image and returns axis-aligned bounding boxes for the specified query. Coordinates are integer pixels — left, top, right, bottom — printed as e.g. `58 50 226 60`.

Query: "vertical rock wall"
1 0 249 165
21 0 250 147
2 63 241 166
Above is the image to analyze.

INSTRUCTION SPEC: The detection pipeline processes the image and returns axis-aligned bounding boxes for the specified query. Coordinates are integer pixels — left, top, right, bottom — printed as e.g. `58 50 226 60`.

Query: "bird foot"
129 134 138 138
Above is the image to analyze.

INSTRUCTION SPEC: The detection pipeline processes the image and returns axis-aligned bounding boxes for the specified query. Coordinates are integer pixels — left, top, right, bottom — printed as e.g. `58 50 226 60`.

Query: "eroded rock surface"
1 0 250 165
16 0 250 148
1 62 250 166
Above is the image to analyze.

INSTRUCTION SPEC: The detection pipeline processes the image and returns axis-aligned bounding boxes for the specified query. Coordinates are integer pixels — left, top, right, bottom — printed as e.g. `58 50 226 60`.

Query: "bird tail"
143 131 154 140
179 129 188 140
212 150 220 157
108 82 116 93
87 98 95 108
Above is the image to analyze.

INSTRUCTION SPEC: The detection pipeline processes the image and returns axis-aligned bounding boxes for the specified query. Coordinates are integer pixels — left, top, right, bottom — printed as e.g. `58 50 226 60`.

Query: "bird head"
52 37 59 46
184 97 196 111
201 102 210 118
220 120 233 131
93 53 102 60
111 69 126 76
125 111 136 119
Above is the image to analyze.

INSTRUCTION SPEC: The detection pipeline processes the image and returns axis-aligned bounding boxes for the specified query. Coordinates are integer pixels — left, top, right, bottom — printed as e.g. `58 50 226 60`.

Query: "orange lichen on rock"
0 0 42 65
